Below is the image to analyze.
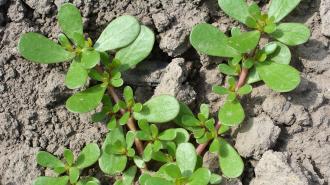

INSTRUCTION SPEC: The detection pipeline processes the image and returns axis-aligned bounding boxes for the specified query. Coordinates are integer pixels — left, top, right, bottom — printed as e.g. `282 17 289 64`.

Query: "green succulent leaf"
218 0 250 24
64 148 74 166
190 23 239 57
18 32 75 64
134 156 146 168
188 168 211 185
75 143 100 169
81 50 100 69
115 25 155 71
36 151 65 172
66 83 107 113
65 60 88 89
227 92 237 102
119 112 131 125
33 176 69 185
270 23 310 46
157 163 182 180
145 177 174 185
209 138 221 154
268 0 302 22
218 100 245 126
114 166 137 185
218 138 244 178
174 102 195 126
248 2 261 19
72 32 86 48
94 15 141 52
58 3 83 41
267 42 291 65
209 173 223 184
212 85 229 95
99 128 127 175
228 31 261 54
218 64 238 76
218 124 230 135
256 61 300 92
69 167 80 184
134 95 180 123
143 143 153 162
182 115 200 127
246 67 261 84
126 131 136 149
176 143 197 177
159 129 177 141
263 42 278 55
200 104 209 120
237 84 253 96
174 128 190 144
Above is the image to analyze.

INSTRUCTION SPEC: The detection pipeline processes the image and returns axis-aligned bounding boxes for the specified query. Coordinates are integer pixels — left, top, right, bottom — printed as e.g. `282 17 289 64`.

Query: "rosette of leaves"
91 86 143 129
212 77 252 126
135 119 190 163
216 0 310 91
18 3 155 114
97 95 182 175
33 143 100 185
180 104 217 144
138 143 223 185
174 104 244 179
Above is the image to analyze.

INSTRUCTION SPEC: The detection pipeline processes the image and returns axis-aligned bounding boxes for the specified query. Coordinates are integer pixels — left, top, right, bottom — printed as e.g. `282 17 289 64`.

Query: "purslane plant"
17 1 310 185
186 0 310 179
34 144 100 185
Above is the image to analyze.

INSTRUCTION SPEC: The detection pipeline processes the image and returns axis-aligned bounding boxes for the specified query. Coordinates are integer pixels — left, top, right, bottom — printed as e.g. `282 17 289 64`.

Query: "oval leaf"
270 23 310 46
66 83 107 113
188 168 211 185
256 61 300 92
268 0 302 23
218 0 250 24
81 50 100 69
246 67 261 84
58 3 83 40
228 30 261 54
176 143 197 177
33 176 69 185
18 32 74 64
36 151 65 170
267 42 291 65
99 128 127 175
174 102 194 126
115 25 155 71
218 100 245 126
218 138 244 178
94 15 140 51
190 23 239 57
174 128 190 144
65 60 88 89
69 167 80 184
133 95 180 123
75 143 100 169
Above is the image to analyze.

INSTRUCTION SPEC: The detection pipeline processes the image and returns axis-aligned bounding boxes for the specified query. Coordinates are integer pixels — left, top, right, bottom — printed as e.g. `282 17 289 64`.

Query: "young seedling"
34 144 100 185
18 1 310 184
187 0 310 179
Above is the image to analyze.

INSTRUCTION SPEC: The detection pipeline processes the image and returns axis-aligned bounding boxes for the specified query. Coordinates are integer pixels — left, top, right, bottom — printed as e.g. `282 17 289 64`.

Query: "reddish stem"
107 86 145 156
196 68 249 155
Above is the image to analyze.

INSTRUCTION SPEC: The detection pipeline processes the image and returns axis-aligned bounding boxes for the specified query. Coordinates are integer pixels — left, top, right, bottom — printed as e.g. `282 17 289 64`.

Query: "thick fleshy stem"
107 86 145 156
196 68 249 155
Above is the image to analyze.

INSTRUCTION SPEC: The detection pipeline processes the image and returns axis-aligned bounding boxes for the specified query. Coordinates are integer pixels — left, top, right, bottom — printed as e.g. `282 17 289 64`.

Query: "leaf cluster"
17 1 310 185
34 144 100 185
